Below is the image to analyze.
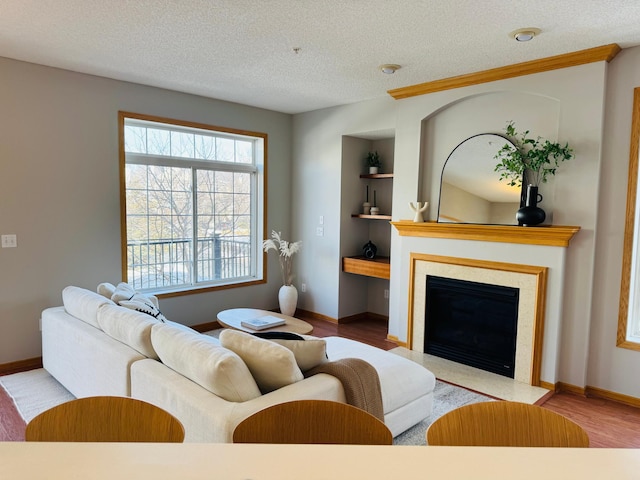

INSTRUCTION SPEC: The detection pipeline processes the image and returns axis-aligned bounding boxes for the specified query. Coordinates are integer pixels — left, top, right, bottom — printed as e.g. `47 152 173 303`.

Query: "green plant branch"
494 121 574 187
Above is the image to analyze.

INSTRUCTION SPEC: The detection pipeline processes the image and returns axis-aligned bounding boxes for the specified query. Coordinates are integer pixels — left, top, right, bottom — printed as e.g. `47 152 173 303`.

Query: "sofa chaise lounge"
41 285 436 442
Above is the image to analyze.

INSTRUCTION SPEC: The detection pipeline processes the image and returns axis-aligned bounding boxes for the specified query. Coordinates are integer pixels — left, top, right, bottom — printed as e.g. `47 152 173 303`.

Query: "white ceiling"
2 0 640 114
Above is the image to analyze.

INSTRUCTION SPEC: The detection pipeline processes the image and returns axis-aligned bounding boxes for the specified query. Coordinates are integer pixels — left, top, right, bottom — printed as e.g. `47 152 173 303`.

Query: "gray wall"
0 57 292 364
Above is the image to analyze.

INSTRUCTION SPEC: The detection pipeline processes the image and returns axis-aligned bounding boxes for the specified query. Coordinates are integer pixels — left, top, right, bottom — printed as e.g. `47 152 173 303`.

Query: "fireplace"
424 276 519 378
391 222 579 388
407 253 548 385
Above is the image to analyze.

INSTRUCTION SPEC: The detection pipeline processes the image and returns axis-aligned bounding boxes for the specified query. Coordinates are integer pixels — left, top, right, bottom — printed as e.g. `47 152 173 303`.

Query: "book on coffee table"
240 315 286 331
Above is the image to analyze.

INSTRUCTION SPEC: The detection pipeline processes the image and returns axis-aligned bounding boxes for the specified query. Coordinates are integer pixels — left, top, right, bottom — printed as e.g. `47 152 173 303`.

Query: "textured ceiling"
2 0 640 114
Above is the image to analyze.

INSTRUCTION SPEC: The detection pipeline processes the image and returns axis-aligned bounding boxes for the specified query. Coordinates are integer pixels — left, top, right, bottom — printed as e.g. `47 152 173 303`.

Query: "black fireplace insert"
424 275 519 378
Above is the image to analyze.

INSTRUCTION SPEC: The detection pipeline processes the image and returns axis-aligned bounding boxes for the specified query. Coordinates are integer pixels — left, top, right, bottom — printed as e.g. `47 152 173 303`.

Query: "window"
118 112 266 294
618 87 640 350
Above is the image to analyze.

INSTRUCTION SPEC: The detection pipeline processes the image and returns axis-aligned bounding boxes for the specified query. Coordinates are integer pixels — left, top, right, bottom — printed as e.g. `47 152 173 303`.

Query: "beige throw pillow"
97 303 159 359
219 329 304 393
62 285 115 328
151 323 261 402
253 332 328 372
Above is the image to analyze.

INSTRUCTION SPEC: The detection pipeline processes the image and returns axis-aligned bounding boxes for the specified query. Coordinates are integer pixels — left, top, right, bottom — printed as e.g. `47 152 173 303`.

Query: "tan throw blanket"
304 358 384 422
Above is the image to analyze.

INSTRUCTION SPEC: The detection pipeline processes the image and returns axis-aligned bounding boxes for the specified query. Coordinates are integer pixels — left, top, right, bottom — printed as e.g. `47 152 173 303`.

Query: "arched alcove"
418 91 561 224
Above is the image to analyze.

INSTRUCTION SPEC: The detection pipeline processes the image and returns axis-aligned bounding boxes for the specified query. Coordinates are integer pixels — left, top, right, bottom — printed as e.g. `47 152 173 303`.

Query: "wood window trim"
117 111 268 297
617 88 640 351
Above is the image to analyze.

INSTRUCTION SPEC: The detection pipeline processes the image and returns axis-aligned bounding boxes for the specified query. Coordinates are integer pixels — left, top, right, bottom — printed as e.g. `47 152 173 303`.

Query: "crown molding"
388 43 621 100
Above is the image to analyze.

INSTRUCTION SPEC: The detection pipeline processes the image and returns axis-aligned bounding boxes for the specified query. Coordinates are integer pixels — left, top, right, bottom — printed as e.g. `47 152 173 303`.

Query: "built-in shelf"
345 169 393 280
342 255 390 279
352 214 392 220
359 173 394 179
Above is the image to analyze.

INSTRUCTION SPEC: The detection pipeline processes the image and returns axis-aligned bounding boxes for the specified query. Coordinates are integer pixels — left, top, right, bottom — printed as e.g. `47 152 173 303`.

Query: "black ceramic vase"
363 241 377 259
517 185 546 227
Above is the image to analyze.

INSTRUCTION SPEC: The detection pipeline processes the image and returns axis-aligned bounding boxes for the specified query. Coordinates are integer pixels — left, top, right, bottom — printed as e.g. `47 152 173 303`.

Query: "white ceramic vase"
369 166 379 174
278 285 298 316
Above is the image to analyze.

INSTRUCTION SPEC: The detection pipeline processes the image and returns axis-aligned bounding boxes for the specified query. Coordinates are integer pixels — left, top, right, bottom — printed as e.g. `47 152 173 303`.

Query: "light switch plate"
1 234 17 248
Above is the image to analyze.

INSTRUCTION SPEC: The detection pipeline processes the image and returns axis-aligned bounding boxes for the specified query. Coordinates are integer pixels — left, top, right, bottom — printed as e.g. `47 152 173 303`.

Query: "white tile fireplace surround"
390 222 580 392
409 254 545 385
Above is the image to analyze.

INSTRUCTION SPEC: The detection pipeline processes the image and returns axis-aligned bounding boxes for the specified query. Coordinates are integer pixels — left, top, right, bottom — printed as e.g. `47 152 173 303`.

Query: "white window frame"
118 112 266 295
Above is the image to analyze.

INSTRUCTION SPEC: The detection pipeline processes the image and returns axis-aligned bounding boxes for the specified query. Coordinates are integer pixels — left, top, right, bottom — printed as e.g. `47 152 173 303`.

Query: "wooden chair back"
25 396 185 442
233 400 393 445
426 400 589 447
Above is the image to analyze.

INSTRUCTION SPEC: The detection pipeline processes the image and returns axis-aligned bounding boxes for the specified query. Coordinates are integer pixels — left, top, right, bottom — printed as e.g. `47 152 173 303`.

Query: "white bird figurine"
409 202 428 223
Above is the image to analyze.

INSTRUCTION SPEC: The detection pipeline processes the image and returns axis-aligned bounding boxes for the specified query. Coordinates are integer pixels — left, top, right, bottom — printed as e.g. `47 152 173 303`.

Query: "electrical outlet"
301 283 307 293
316 227 324 236
1 234 17 248
384 289 389 299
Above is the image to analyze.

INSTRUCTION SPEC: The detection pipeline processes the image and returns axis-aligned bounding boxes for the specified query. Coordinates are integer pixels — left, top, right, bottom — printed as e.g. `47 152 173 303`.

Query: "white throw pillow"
110 282 137 303
110 282 166 321
151 322 261 402
97 282 117 299
119 299 168 323
110 282 159 307
97 304 159 359
62 285 115 329
219 329 304 393
252 332 328 372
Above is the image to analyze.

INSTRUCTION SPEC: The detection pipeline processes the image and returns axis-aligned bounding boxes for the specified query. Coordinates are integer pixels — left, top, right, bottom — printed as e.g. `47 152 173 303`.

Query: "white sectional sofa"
41 285 436 442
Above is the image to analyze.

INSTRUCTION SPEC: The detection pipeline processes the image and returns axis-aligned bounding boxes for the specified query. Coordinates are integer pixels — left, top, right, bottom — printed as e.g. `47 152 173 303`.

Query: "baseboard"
295 309 338 324
556 382 587 396
539 380 557 392
585 385 640 408
551 381 640 408
387 334 407 347
0 357 43 375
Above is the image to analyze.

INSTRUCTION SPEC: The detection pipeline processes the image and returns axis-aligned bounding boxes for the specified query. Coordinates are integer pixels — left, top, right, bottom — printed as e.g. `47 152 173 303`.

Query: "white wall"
0 57 291 364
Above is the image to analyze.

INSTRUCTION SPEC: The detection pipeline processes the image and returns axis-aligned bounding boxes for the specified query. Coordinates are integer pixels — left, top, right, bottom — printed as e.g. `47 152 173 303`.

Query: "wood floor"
2 314 640 447
302 315 640 448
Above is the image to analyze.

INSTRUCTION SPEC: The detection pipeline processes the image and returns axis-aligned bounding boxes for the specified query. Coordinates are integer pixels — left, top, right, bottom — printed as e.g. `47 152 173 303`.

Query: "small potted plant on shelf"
365 151 382 174
494 121 574 226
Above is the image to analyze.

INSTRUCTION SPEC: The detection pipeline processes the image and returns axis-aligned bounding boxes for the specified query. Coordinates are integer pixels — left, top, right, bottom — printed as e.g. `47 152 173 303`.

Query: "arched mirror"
618 87 640 351
437 133 524 225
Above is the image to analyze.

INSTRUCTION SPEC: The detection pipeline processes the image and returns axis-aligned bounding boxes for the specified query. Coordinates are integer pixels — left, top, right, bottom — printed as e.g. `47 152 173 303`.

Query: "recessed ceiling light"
509 28 541 42
379 64 401 74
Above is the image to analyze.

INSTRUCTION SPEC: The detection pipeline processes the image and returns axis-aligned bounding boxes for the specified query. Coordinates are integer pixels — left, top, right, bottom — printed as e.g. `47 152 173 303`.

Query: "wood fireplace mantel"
391 221 580 247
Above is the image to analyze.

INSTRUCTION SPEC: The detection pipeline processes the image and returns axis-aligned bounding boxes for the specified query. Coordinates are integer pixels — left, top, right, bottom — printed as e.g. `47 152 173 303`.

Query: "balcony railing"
127 235 251 290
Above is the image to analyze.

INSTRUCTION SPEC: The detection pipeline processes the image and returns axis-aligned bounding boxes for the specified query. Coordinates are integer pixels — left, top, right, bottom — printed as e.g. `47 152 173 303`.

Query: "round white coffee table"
216 308 313 335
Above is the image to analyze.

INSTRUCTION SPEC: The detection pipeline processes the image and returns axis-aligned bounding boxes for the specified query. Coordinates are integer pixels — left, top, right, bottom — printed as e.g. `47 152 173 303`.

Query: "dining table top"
2 442 640 479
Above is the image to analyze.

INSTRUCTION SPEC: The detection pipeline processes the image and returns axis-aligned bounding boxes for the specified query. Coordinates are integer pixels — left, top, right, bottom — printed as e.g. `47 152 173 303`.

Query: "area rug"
393 380 494 445
0 369 492 445
0 369 74 423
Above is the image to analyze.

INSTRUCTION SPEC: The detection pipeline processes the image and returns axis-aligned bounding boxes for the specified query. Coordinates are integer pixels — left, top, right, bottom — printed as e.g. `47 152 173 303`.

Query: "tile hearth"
390 347 550 404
